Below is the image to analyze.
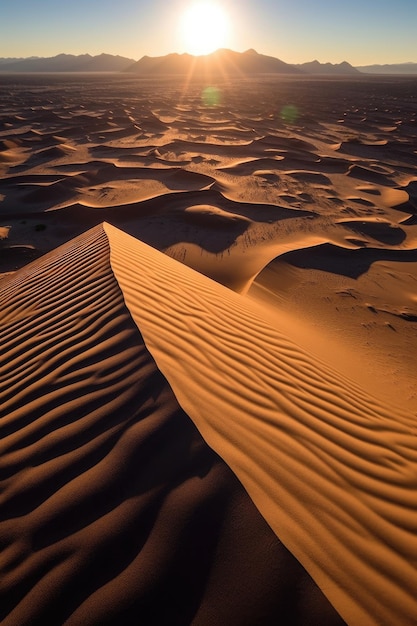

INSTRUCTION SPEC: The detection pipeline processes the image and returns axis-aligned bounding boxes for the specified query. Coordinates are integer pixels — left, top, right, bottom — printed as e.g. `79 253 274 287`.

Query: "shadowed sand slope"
105 224 417 626
0 225 347 625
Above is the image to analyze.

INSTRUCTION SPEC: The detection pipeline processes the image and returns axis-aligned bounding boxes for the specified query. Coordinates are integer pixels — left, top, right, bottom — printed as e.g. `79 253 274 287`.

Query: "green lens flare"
202 86 221 106
281 105 299 124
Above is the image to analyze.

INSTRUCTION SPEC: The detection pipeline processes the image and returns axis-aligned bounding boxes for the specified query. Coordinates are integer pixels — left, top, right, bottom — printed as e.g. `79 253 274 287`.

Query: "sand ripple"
0 225 348 625
106 223 417 626
1 74 417 623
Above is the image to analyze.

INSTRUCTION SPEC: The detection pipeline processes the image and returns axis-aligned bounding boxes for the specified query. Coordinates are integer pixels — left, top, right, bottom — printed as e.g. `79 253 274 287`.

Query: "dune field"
0 73 416 624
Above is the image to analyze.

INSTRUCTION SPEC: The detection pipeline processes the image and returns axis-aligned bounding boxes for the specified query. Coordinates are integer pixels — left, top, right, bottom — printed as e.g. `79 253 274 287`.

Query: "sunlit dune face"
179 1 231 56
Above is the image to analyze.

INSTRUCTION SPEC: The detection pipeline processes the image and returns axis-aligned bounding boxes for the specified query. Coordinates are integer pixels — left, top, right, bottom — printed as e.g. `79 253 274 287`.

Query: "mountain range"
125 48 306 76
355 62 417 74
0 53 136 73
0 50 415 75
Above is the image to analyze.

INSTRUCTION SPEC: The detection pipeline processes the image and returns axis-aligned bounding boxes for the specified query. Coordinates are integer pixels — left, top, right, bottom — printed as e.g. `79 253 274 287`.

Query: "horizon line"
1 49 417 68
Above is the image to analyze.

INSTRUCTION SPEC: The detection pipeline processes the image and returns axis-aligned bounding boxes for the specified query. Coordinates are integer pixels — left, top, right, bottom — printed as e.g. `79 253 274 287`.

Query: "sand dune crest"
0 224 348 625
105 223 417 626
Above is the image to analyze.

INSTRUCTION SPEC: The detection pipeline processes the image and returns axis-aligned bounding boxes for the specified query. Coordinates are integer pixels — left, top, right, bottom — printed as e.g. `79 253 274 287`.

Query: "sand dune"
0 225 347 625
1 73 417 624
106 223 417 626
1 223 416 624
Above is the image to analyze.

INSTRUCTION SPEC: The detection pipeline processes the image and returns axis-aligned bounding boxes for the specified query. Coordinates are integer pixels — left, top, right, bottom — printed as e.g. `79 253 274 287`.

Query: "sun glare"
179 1 231 56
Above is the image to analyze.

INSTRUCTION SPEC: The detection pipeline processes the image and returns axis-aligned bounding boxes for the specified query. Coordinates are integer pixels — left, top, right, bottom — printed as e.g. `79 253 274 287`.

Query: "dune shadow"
49 188 315 255
341 221 406 245
280 243 417 279
0 225 346 625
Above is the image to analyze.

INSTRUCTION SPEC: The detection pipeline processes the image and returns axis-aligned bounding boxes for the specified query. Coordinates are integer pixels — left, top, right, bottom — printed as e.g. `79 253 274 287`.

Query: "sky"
1 0 416 66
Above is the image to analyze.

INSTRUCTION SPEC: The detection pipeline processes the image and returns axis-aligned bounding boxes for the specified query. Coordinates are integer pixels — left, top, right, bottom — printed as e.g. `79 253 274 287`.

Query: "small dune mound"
341 219 406 245
39 144 77 158
347 164 394 185
183 204 250 228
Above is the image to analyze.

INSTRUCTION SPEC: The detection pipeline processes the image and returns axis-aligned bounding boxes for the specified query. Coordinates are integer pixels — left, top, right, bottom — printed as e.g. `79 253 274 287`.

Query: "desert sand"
0 73 416 625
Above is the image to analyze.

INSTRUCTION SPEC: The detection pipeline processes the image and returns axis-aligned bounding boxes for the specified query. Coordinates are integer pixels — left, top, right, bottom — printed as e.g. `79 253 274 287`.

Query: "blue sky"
1 0 416 65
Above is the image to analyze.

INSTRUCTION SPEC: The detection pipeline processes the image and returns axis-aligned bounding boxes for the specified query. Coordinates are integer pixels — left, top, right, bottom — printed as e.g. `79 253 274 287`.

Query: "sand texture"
106 223 416 626
0 224 347 625
1 74 417 624
1 75 416 408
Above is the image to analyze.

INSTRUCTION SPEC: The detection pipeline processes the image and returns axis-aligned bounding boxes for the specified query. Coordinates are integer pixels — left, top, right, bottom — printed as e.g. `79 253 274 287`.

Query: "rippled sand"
1 74 416 624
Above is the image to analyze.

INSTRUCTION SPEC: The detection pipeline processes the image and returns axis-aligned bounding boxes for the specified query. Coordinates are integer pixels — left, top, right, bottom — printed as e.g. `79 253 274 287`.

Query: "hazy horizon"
1 0 416 66
1 48 417 69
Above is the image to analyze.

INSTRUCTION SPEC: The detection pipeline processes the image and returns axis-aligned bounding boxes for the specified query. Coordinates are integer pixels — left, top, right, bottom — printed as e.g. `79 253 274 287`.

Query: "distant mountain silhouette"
1 50 416 76
296 60 360 75
125 48 302 76
0 57 34 66
355 62 417 75
0 53 135 72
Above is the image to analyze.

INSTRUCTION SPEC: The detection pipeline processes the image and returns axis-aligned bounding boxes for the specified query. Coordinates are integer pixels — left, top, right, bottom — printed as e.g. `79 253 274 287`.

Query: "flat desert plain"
0 73 416 625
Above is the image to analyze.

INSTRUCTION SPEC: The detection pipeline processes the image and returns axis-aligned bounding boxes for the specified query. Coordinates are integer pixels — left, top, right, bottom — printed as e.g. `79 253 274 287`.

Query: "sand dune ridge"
106 223 417 626
0 223 352 625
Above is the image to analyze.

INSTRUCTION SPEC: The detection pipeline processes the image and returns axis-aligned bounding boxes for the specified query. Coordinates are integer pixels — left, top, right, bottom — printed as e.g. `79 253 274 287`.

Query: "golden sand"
1 74 416 624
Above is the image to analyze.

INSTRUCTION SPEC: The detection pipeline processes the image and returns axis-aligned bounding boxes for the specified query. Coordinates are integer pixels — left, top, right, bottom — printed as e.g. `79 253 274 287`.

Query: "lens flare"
281 105 299 124
202 86 221 106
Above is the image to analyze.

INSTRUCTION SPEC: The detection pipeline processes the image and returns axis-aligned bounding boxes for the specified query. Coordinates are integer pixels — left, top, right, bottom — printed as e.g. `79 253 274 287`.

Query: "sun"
179 1 231 56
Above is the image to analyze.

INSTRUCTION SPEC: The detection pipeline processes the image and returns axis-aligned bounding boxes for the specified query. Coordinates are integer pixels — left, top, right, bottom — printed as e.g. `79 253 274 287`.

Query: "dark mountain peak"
356 62 417 74
297 59 360 75
0 53 136 72
125 48 300 76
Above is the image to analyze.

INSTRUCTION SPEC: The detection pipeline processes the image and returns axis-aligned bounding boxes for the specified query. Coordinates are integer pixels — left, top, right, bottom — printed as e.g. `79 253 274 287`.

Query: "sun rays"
179 1 231 56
